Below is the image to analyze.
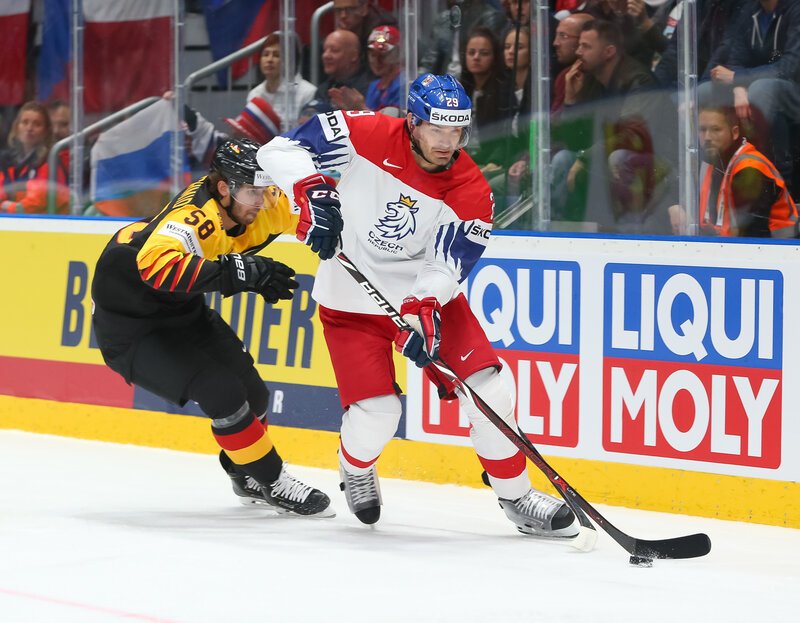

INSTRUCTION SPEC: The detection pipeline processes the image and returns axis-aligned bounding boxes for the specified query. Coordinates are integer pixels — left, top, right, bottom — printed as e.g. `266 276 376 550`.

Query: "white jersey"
257 110 494 315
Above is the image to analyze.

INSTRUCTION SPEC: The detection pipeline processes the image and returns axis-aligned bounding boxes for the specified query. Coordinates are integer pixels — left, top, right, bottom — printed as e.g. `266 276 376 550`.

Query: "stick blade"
635 533 712 560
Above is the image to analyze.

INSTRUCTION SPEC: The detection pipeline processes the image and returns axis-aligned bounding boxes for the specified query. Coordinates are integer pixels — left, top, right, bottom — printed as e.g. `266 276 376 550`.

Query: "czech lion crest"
375 194 419 240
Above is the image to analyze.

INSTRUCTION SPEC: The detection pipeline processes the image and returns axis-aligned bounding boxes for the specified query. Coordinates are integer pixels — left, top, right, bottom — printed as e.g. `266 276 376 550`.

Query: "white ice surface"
0 431 797 623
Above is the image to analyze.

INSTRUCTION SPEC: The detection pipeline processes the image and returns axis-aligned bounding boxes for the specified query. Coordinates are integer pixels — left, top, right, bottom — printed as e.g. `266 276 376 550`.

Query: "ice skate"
339 463 382 525
498 488 579 539
220 452 334 517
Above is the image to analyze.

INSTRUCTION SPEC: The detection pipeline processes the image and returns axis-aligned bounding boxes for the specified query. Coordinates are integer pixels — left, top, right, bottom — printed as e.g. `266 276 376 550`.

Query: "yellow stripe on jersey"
139 248 183 281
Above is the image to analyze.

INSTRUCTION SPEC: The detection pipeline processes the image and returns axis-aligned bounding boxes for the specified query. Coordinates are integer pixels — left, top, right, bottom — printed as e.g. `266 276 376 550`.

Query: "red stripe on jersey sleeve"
152 256 181 289
169 255 192 292
185 258 205 292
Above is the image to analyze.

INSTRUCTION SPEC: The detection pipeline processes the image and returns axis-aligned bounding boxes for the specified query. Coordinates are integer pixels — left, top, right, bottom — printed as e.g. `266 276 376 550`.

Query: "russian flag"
90 98 175 217
0 1 31 106
38 0 173 114
202 0 274 87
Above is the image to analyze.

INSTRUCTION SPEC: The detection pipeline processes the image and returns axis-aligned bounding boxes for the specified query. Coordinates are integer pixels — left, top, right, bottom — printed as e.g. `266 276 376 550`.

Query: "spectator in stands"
47 100 72 171
668 105 798 237
706 0 800 196
654 0 749 89
328 25 403 114
500 25 533 204
48 100 71 142
418 1 508 76
225 97 282 146
552 12 594 113
503 0 531 25
699 0 751 79
461 27 515 173
0 101 69 214
315 30 373 109
582 0 665 68
333 0 398 52
505 26 531 121
247 34 316 132
555 20 663 226
183 95 283 176
625 0 676 61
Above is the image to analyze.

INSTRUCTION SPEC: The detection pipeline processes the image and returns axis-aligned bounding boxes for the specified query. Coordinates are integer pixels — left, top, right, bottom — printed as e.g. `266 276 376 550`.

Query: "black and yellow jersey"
92 176 298 328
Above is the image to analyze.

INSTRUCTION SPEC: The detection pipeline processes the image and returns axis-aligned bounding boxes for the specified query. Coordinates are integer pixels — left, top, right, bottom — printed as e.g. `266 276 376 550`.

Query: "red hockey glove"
396 296 442 364
395 328 433 368
292 173 343 260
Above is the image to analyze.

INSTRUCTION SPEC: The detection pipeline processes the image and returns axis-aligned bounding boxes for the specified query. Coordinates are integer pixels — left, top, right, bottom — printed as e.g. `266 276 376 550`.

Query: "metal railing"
47 97 161 215
182 35 269 108
310 2 334 85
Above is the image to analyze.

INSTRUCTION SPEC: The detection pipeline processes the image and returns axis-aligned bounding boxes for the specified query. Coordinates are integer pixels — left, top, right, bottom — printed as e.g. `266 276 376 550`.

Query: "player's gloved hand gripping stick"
395 295 442 368
335 251 712 564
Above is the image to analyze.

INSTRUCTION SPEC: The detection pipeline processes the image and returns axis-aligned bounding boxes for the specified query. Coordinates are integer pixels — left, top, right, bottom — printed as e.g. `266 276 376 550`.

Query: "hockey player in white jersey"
258 73 578 539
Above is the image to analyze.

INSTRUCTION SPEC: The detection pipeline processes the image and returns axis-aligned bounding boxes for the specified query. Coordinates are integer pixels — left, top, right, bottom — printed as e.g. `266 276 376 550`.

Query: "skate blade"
516 527 582 540
237 496 337 518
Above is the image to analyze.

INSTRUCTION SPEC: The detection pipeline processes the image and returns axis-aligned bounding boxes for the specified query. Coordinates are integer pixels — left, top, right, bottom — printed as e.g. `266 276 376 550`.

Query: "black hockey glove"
293 173 344 261
219 253 299 304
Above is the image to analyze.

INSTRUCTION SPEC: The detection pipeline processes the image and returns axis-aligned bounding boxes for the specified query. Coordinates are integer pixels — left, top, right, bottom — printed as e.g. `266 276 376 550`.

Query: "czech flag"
202 0 274 87
0 1 31 106
38 0 173 114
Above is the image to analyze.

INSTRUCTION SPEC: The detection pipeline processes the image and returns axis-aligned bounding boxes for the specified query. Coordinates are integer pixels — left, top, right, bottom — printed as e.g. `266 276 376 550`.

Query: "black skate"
498 488 578 538
339 463 382 525
220 452 334 517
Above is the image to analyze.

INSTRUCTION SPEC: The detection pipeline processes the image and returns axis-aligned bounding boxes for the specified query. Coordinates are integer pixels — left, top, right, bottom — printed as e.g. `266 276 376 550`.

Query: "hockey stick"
335 252 712 562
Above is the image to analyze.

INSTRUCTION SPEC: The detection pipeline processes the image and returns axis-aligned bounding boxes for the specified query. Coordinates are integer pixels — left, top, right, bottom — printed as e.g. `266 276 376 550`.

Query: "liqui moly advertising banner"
408 257 582 449
602 264 782 469
405 235 800 482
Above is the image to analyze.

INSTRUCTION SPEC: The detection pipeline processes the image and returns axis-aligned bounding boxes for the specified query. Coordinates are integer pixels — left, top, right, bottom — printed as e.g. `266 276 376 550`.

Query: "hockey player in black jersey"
91 137 343 516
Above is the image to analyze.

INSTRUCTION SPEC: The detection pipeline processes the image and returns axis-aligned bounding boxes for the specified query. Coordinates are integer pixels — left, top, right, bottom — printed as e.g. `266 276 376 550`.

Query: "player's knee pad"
187 367 247 419
459 367 516 428
460 368 523 468
340 394 402 465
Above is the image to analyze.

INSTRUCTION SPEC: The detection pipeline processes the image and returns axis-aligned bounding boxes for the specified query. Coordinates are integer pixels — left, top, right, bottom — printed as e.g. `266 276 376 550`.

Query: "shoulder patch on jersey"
159 221 204 257
319 110 349 143
465 219 492 243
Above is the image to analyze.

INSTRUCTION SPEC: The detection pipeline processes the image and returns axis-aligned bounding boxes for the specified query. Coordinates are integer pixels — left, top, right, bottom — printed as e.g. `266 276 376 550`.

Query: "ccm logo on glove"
293 173 344 261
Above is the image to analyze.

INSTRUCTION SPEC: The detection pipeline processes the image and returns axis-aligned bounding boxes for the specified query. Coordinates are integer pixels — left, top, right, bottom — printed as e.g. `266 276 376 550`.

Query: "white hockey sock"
459 368 532 500
339 394 402 475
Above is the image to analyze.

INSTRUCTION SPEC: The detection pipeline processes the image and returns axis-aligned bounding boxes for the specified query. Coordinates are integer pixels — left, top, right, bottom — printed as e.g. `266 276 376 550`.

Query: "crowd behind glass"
1 0 798 240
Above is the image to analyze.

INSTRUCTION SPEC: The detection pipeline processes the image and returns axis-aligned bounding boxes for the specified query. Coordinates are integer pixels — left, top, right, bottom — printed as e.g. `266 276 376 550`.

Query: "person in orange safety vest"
680 105 798 237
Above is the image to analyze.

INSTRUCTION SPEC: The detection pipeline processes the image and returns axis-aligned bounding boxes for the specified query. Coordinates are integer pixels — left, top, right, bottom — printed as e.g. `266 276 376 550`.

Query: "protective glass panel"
5 0 795 238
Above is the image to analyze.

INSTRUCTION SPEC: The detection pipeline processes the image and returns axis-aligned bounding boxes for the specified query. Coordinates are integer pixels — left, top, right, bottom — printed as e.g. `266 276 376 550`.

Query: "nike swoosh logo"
460 349 475 362
382 158 402 169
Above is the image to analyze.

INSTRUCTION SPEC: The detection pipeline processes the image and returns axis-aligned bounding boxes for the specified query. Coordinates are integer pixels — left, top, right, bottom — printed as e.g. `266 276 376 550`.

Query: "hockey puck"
629 555 653 567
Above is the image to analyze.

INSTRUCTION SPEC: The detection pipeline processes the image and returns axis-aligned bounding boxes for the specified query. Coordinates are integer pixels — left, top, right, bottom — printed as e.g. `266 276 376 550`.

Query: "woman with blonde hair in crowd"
0 101 69 215
247 33 316 132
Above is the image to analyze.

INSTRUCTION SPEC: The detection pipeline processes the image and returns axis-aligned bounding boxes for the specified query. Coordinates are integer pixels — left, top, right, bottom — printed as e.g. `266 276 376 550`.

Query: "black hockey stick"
335 251 712 561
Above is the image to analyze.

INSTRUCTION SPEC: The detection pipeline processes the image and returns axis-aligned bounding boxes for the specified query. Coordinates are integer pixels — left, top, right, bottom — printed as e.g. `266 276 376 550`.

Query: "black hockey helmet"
210 137 271 188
